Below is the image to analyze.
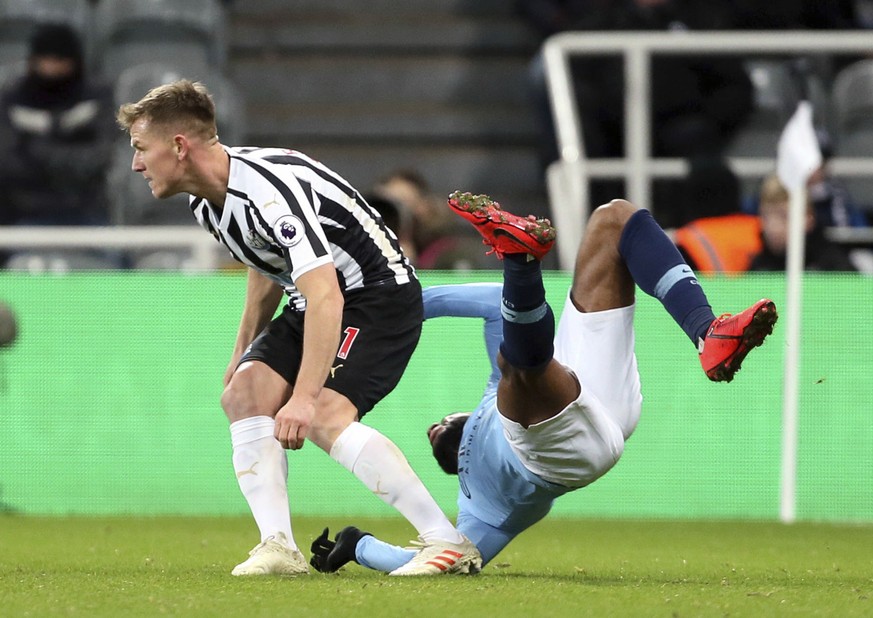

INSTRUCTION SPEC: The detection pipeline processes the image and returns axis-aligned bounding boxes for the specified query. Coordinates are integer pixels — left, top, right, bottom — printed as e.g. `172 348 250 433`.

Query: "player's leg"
493 251 581 427
311 283 481 575
311 389 466 547
579 199 777 381
448 191 579 428
573 199 716 335
221 360 308 575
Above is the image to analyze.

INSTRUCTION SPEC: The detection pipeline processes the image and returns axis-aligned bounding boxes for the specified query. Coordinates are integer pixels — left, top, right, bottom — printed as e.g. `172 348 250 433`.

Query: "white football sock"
230 416 297 550
330 421 463 544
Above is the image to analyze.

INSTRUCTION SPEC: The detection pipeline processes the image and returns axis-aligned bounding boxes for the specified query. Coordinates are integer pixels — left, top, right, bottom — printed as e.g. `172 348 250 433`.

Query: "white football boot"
388 535 482 576
231 532 309 576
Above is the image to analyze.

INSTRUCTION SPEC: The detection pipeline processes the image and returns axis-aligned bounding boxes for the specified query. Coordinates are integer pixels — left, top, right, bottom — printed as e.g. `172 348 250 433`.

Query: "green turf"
1 516 871 617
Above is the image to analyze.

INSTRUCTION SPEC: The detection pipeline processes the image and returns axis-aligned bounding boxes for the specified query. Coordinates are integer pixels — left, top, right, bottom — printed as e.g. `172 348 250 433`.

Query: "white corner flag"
775 99 821 525
776 100 822 191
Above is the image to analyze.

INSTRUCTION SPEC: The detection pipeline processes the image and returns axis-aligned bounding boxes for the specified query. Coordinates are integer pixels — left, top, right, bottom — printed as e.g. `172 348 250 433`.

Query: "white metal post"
779 188 807 523
625 46 650 210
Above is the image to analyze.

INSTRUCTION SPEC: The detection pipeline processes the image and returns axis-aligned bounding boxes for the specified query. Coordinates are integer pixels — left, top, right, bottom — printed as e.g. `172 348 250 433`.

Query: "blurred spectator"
806 129 868 228
749 173 857 272
858 0 873 29
371 169 466 265
364 193 403 238
732 0 859 30
0 24 115 227
515 0 754 227
732 1 863 80
673 158 762 273
742 130 868 229
363 192 414 259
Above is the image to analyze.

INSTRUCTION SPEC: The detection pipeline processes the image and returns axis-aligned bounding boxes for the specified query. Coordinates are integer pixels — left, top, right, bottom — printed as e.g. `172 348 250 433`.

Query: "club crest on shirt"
245 228 271 250
272 215 305 248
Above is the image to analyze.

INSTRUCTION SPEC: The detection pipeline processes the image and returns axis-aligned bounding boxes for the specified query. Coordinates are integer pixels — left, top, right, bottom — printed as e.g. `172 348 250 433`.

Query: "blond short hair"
116 79 217 140
759 174 789 209
759 173 811 213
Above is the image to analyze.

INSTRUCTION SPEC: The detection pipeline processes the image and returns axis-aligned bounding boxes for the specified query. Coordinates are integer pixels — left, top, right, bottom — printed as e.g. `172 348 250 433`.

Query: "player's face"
428 412 470 475
129 117 184 199
427 413 470 449
760 200 814 254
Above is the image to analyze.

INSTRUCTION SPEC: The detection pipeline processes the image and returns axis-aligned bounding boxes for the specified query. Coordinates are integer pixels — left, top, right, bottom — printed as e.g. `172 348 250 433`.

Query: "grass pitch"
1 515 871 617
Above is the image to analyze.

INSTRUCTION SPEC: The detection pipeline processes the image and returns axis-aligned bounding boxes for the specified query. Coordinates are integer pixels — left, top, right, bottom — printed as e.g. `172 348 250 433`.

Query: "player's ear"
173 134 189 159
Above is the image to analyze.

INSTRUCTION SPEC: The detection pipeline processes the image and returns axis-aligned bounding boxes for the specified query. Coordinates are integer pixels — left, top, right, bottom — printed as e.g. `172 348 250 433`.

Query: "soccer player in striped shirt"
116 80 480 577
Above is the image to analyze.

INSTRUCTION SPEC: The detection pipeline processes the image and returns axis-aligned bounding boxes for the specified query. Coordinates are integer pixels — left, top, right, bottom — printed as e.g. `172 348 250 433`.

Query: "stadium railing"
542 30 873 270
0 226 223 270
0 224 869 272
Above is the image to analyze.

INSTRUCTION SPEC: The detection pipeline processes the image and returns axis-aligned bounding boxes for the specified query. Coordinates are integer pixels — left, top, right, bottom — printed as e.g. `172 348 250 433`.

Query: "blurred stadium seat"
832 59 873 211
725 59 809 198
0 0 92 65
726 60 800 160
0 59 25 89
94 0 226 83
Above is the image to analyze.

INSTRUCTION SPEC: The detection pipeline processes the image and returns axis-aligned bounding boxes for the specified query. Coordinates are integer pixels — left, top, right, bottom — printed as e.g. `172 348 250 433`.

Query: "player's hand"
309 527 336 573
309 526 369 573
274 396 316 450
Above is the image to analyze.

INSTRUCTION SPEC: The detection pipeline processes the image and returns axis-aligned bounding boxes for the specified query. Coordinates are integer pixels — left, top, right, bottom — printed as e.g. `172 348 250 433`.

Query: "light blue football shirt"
355 283 571 571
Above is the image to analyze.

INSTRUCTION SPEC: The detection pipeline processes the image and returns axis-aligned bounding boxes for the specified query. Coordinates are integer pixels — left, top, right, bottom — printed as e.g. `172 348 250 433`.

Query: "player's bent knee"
220 382 250 421
582 201 641 252
590 199 640 231
220 379 279 422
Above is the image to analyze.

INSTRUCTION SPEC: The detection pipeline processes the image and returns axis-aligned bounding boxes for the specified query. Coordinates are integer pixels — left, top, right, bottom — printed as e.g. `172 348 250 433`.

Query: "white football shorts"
498 295 643 488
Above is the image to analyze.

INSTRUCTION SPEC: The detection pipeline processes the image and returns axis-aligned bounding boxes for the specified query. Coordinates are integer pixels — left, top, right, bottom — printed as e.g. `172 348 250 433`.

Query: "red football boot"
447 191 556 260
699 299 778 382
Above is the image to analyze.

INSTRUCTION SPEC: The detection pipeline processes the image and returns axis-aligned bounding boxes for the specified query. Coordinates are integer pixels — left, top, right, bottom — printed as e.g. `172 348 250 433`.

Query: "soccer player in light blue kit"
311 192 778 575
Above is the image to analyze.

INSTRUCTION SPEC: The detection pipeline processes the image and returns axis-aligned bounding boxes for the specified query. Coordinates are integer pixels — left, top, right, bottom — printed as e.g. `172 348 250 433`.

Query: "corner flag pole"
779 187 804 524
776 101 822 524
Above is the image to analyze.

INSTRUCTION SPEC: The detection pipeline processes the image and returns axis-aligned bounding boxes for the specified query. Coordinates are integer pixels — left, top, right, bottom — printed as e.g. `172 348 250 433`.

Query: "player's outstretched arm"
423 283 502 388
423 283 501 321
308 515 516 575
455 511 517 568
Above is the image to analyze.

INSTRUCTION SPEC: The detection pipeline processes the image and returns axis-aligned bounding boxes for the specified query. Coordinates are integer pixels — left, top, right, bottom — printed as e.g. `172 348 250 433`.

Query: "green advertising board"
1 271 870 521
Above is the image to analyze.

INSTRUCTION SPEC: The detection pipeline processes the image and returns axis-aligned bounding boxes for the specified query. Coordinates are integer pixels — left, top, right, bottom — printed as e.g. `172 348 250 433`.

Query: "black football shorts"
239 279 423 417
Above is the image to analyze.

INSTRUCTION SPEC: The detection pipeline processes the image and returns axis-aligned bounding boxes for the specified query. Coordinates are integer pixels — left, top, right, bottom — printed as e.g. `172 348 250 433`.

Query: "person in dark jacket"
516 0 754 227
750 174 857 272
0 23 115 226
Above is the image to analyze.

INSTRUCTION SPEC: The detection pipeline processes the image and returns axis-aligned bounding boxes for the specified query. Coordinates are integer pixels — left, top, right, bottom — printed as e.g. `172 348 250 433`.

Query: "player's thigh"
226 282 422 422
497 359 580 427
554 295 641 438
497 393 626 488
223 306 305 421
326 282 423 418
570 199 638 312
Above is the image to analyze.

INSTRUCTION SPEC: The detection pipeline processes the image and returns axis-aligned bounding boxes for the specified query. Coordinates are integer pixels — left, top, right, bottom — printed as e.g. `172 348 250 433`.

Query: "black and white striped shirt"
190 147 416 310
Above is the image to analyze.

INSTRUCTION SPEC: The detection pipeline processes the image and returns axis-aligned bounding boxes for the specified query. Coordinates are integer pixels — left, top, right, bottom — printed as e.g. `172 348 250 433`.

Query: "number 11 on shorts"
337 326 360 360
